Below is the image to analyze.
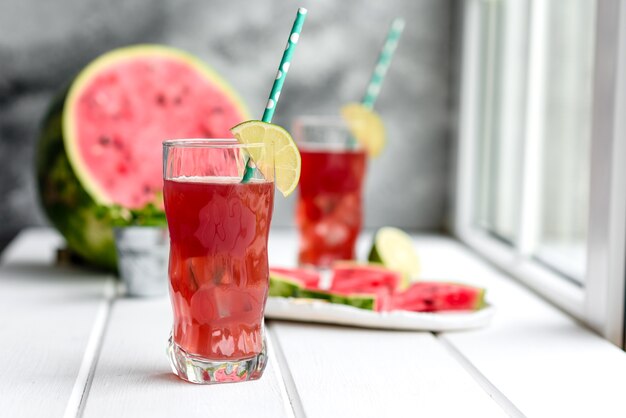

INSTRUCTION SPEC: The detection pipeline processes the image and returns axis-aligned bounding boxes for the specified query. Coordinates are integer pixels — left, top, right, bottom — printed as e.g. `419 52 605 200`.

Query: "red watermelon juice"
296 147 367 267
164 177 274 361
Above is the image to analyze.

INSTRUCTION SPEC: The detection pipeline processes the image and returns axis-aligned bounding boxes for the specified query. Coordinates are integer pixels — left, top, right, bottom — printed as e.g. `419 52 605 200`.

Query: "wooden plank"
83 297 293 418
0 262 111 417
270 321 506 417
1 227 63 266
415 235 626 418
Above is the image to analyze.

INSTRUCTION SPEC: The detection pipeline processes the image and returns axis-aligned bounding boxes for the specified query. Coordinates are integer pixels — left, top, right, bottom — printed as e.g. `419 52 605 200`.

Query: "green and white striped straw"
362 18 405 109
242 7 307 182
263 7 307 123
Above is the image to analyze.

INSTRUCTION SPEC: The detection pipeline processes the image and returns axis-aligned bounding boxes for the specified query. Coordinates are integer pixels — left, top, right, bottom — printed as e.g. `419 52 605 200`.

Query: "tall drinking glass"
294 117 367 267
163 139 274 384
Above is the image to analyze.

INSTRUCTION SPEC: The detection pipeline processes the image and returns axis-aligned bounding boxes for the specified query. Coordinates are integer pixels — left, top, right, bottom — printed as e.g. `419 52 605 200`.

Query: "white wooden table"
2 228 626 418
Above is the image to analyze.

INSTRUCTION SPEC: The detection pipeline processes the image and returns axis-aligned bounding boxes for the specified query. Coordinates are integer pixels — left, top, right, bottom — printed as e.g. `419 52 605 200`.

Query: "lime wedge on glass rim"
368 227 420 288
230 120 301 197
340 103 386 157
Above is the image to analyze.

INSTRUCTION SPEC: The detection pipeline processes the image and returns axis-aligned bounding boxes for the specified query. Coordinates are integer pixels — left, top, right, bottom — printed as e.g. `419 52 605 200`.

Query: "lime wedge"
368 227 420 287
340 103 386 157
230 120 301 197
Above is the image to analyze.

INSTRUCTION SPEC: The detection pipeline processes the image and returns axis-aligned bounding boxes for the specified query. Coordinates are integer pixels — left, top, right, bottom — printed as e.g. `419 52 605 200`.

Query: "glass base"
166 334 267 384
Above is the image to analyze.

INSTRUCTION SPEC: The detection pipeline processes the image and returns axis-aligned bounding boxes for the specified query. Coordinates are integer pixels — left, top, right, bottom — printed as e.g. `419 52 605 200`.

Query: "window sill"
410 233 626 417
457 227 586 322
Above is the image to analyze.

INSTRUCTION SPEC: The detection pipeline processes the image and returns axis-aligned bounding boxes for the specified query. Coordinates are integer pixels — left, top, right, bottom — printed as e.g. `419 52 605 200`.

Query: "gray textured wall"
0 0 454 247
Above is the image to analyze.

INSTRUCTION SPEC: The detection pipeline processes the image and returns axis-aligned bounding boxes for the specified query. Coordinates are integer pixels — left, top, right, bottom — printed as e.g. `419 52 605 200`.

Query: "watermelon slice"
392 282 486 312
268 268 377 310
270 267 321 289
330 262 401 311
268 263 486 314
37 45 249 270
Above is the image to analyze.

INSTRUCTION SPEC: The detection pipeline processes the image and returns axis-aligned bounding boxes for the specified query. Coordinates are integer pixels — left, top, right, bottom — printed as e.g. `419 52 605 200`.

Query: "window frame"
454 0 626 346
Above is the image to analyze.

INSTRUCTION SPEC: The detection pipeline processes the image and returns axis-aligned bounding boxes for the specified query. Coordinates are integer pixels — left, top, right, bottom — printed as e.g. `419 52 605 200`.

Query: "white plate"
265 296 495 331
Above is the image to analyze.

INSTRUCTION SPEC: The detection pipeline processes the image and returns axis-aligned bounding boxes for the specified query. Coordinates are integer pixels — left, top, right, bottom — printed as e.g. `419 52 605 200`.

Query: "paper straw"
362 18 405 109
242 7 307 182
262 7 307 123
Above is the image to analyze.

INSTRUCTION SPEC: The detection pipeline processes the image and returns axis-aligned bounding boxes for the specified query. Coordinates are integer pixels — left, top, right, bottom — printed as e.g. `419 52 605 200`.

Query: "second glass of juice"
294 116 367 267
163 139 274 384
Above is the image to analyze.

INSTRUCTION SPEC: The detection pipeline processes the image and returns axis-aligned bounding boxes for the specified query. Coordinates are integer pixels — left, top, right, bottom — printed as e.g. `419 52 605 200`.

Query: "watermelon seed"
98 136 111 146
198 124 213 137
143 185 151 194
116 163 128 174
156 94 166 105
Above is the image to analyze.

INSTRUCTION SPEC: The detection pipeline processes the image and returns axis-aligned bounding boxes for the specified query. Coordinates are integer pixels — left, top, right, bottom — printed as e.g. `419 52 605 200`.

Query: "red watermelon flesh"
392 282 485 312
330 264 401 292
330 264 401 311
270 267 321 289
68 47 248 208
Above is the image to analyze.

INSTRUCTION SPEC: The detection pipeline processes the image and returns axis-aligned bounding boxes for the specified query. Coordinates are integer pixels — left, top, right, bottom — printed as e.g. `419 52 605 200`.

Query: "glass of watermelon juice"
163 139 274 384
293 116 367 268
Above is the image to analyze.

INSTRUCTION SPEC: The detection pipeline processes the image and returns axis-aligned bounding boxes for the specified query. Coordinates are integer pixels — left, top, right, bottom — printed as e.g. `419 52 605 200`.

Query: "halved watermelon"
392 282 486 312
37 45 249 270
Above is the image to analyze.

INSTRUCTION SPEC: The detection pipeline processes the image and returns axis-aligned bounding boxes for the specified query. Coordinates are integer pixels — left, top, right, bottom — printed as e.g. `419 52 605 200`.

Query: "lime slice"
340 103 386 157
368 227 420 287
230 120 301 197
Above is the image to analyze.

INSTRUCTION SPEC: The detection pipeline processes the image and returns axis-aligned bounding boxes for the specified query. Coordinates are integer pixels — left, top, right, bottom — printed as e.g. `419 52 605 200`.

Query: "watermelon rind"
297 288 333 301
473 286 487 310
329 293 376 311
269 273 303 298
37 92 118 269
297 288 376 311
